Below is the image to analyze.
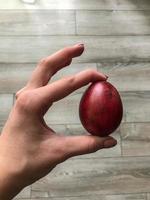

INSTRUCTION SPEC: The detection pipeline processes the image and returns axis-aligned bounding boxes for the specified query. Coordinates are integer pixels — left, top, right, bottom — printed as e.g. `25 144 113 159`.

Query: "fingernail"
105 75 108 79
76 43 84 47
101 74 108 80
103 138 117 148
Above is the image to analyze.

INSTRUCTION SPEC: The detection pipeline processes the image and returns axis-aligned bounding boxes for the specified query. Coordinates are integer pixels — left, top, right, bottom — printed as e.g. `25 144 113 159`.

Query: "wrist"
0 144 23 200
0 159 24 199
0 133 26 199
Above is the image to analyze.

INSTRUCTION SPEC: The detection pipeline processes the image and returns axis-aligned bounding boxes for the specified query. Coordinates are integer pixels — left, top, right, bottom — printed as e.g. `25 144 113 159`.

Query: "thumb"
63 135 117 159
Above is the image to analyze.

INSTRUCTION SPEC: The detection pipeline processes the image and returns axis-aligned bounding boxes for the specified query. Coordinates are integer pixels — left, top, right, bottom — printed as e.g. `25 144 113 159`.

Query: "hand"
0 44 117 199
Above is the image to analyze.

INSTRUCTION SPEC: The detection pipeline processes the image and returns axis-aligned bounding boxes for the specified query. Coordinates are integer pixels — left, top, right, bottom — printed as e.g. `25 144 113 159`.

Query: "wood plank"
121 91 150 122
1 36 150 63
77 10 150 35
121 122 150 156
0 63 96 94
0 63 34 94
1 62 149 94
1 0 150 10
147 193 150 200
44 92 83 124
44 91 150 125
14 186 31 199
0 94 13 131
97 62 150 92
31 190 49 198
31 156 150 196
0 10 75 35
29 193 147 200
47 124 121 158
54 194 147 200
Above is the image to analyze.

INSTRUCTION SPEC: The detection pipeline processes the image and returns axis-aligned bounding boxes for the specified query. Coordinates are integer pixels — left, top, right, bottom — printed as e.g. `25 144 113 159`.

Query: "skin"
0 44 117 200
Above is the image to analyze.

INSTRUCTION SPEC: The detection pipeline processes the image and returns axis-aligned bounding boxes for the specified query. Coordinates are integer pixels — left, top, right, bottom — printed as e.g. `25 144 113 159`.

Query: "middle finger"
26 44 84 89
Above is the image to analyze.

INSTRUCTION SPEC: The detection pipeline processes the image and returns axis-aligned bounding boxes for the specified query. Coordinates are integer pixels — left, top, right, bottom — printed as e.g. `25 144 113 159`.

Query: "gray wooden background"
0 0 150 199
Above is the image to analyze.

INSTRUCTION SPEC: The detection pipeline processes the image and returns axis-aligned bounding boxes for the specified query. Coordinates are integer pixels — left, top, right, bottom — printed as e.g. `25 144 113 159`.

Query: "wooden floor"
0 0 150 199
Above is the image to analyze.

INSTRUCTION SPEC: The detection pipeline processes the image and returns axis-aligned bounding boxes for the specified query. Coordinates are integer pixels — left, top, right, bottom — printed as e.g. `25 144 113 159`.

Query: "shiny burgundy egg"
79 81 123 137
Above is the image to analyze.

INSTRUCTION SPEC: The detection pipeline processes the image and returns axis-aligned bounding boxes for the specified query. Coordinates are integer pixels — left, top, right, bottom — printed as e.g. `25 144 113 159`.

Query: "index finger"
35 69 108 115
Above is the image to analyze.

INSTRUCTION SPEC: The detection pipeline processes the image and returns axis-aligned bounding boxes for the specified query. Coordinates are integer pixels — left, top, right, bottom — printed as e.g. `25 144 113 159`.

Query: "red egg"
79 81 123 137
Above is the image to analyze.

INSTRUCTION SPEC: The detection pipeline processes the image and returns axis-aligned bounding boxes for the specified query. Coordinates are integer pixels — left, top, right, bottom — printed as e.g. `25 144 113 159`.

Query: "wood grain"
14 186 31 199
44 92 82 124
1 36 150 63
1 62 149 94
0 63 34 94
54 194 147 200
0 10 75 35
97 62 150 92
29 193 147 200
1 0 150 10
121 123 150 156
0 63 96 93
121 91 150 122
31 156 150 197
77 10 150 35
1 62 150 94
0 94 13 130
31 190 49 198
147 193 150 200
1 10 150 36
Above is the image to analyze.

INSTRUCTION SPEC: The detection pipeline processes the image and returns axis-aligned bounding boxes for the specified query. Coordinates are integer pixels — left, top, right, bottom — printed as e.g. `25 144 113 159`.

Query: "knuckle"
62 75 75 86
15 87 26 100
67 76 76 88
38 57 48 66
16 91 32 112
87 138 100 153
68 75 75 84
65 58 72 66
62 47 71 59
54 143 69 163
58 136 74 161
15 92 19 99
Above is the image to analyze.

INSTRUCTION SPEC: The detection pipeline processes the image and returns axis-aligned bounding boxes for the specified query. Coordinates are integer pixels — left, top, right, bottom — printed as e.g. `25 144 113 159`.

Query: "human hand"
0 44 117 199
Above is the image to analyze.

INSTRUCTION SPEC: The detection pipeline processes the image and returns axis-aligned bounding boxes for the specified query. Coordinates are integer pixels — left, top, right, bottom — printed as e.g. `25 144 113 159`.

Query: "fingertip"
96 72 108 81
73 43 84 56
105 75 109 80
74 43 84 48
103 138 117 148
